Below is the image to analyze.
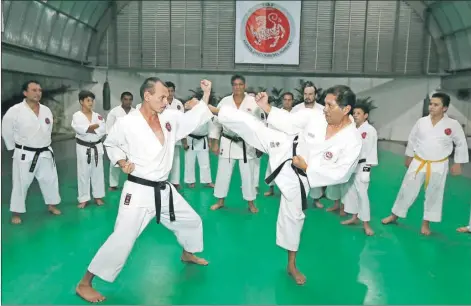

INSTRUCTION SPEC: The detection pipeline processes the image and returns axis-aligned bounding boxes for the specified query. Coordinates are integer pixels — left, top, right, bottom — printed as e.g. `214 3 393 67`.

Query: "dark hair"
231 74 246 85
324 85 356 114
140 77 166 100
121 91 133 100
303 81 317 94
22 80 41 92
78 90 95 101
282 92 294 100
431 92 450 108
165 81 176 90
354 104 370 114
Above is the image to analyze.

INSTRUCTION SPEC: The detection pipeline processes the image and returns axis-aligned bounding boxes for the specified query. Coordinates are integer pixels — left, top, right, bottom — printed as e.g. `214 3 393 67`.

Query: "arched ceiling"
2 0 471 73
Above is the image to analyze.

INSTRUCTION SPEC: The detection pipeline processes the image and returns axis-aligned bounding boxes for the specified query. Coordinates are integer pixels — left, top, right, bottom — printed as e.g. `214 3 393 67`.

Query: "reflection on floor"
1 139 470 305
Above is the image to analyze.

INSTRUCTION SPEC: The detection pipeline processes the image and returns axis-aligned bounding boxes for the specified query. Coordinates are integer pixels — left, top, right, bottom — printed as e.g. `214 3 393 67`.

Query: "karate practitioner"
209 75 261 213
165 81 187 189
210 85 361 285
340 103 378 235
247 91 263 193
184 118 214 188
1 80 61 224
456 203 471 233
106 91 135 190
291 82 325 209
76 77 213 303
264 91 294 197
382 92 469 235
71 90 107 208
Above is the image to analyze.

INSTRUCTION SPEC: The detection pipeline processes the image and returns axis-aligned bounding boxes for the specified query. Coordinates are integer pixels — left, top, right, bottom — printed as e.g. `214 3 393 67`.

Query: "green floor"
1 145 471 305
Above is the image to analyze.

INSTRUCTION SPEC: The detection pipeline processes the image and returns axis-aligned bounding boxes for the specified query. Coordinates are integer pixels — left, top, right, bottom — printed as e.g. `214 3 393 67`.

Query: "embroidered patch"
275 142 280 147
45 118 50 124
260 113 265 120
124 193 132 205
324 151 333 160
21 154 25 160
270 141 280 148
444 128 452 135
361 132 367 139
165 122 172 132
98 115 103 120
307 132 315 138
362 166 371 172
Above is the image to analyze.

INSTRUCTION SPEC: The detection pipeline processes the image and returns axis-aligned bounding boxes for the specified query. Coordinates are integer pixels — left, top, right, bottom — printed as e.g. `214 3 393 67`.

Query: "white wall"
70 69 471 148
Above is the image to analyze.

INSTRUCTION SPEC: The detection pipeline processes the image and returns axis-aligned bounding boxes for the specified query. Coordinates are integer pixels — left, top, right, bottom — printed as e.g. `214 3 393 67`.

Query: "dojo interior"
1 0 471 305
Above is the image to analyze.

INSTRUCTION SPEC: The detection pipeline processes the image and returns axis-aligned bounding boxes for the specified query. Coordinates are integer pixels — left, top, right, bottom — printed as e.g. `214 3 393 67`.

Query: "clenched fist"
255 92 270 113
292 155 307 171
200 79 212 93
118 160 135 174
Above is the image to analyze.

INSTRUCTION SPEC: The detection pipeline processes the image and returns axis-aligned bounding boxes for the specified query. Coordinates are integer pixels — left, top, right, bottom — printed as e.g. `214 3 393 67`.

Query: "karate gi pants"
253 156 261 188
325 185 343 201
341 174 371 221
214 157 256 201
170 146 181 185
265 163 274 187
109 164 121 188
184 148 212 184
87 180 203 282
391 158 448 222
10 154 61 213
309 187 323 200
76 145 105 203
217 107 309 251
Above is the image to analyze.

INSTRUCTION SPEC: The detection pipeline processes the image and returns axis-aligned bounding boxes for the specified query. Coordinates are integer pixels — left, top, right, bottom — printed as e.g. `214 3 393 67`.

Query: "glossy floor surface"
1 140 470 305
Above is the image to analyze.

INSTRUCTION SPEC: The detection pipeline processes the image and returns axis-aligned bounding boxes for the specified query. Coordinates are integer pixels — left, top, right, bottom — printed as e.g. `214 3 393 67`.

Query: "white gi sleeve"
266 107 312 135
103 118 128 167
71 112 90 136
306 138 362 188
106 110 116 134
405 120 419 157
95 115 107 138
1 106 17 150
175 100 213 142
365 127 379 166
451 121 469 163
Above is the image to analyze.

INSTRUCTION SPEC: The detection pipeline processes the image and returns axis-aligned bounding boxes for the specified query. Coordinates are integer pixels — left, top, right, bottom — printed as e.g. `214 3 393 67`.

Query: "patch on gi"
165 122 172 132
324 151 333 160
269 141 280 148
21 154 25 160
363 166 371 172
307 132 315 138
124 193 132 205
260 113 265 120
177 105 181 110
98 115 103 120
444 128 452 135
45 118 50 124
361 132 367 139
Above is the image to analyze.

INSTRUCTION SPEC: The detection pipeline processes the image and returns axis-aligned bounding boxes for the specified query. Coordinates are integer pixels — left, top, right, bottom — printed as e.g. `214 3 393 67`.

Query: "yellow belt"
414 154 448 189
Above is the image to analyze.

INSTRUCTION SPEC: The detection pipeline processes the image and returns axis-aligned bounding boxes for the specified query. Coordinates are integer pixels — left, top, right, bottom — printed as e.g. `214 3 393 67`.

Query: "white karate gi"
167 99 185 185
210 94 262 201
87 100 212 283
391 114 469 222
291 104 325 201
71 111 107 202
253 111 269 188
1 100 61 213
184 121 212 184
106 105 136 188
341 121 378 221
217 106 361 251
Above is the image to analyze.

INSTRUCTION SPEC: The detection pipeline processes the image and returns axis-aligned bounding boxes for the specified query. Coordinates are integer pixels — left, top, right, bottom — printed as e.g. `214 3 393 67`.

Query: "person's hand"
184 98 199 110
200 79 212 93
118 160 135 174
255 92 271 113
292 155 307 171
450 163 462 176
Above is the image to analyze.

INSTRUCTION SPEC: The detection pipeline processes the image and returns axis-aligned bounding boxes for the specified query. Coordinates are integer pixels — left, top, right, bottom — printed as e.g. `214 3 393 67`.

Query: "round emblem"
444 128 452 135
45 118 50 124
241 3 295 57
177 105 181 110
361 132 367 139
324 151 333 160
165 122 172 132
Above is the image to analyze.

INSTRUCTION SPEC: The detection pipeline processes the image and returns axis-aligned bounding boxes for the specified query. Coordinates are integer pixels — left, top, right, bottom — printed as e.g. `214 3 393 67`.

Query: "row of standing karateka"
2 79 470 237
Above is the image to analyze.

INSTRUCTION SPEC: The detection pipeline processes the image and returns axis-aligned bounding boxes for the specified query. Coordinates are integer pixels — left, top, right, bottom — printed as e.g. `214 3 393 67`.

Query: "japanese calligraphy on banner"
235 1 301 65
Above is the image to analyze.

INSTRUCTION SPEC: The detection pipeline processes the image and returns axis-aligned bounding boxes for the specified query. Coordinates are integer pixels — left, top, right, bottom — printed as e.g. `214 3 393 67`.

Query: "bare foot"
287 266 306 285
326 204 339 212
188 183 195 188
363 222 374 236
205 183 215 188
95 199 105 206
339 207 346 216
314 201 324 209
457 226 471 233
382 215 398 225
108 187 118 191
181 252 209 265
11 215 22 224
210 203 224 210
76 283 106 303
421 221 431 236
248 204 259 213
341 216 358 225
264 187 274 196
78 202 87 209
48 205 61 215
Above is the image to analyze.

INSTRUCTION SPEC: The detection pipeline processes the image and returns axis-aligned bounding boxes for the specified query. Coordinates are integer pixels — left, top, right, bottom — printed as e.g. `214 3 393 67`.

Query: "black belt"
358 158 370 172
222 132 247 163
188 134 207 150
358 158 366 163
15 143 55 173
127 174 175 224
265 136 308 210
76 138 102 166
